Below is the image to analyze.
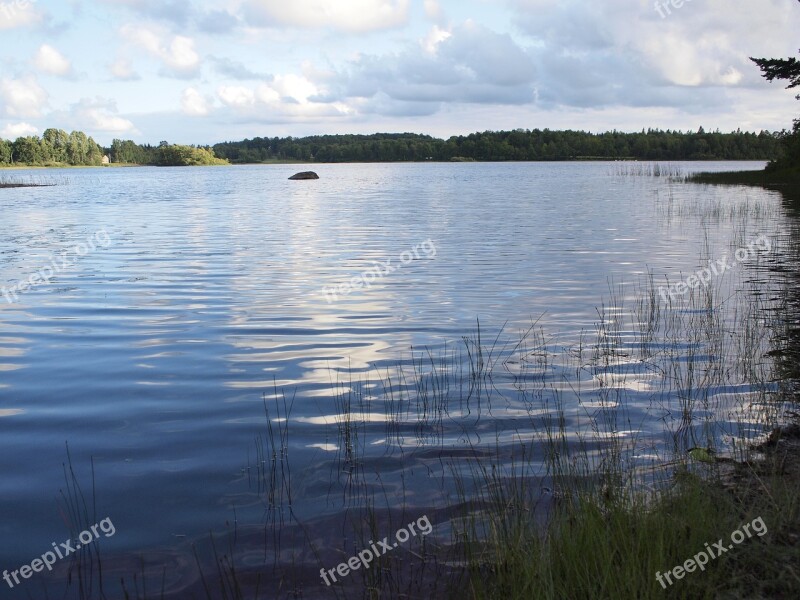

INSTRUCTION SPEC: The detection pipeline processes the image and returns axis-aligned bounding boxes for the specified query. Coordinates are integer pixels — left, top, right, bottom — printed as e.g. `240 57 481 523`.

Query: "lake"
0 162 796 597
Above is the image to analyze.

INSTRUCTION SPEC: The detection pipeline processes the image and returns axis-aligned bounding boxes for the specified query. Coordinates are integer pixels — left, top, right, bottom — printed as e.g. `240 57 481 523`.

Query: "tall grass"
610 162 686 178
0 174 65 188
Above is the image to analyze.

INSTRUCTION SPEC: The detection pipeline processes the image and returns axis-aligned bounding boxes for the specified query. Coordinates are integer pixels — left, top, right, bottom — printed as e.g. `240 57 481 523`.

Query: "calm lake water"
0 162 796 597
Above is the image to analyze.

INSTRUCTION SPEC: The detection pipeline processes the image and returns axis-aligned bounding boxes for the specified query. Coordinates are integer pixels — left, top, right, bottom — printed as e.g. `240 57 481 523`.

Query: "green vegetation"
212 128 783 163
0 128 105 167
108 138 157 165
153 142 228 166
688 166 800 187
108 139 228 166
468 460 799 599
1 128 783 168
0 130 229 168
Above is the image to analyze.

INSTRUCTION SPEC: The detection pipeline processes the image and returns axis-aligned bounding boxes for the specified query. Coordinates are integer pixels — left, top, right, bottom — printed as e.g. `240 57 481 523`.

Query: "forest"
0 127 788 167
211 128 785 163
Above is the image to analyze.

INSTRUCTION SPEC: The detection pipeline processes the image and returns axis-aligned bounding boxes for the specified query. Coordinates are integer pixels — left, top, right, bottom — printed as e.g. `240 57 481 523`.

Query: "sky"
0 0 798 146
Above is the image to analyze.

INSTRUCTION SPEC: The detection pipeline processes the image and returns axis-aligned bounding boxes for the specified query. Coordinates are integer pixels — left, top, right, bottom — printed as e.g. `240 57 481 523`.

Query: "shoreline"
688 166 800 188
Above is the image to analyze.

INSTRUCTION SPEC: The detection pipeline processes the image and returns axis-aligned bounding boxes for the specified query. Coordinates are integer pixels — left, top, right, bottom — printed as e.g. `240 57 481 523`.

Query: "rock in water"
289 171 319 180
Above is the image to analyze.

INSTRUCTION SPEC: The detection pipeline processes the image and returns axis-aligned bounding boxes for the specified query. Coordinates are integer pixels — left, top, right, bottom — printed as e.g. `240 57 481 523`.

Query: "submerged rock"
289 171 319 180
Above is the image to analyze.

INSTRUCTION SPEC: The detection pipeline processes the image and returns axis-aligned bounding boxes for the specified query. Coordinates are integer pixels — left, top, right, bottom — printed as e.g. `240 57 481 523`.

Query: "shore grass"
0 174 64 188
464 427 800 600
687 166 800 188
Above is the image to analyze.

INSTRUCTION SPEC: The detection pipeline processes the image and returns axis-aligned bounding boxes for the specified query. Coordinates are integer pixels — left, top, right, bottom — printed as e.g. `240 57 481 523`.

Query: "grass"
610 162 687 177
0 174 63 188
686 165 800 189
466 463 799 599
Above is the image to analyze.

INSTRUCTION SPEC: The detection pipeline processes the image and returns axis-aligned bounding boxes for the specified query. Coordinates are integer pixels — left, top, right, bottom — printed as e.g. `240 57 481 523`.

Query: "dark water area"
0 162 797 598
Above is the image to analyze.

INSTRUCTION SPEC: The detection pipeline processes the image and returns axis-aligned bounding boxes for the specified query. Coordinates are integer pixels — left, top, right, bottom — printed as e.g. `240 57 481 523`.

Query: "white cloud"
0 122 38 139
255 83 280 103
243 0 410 33
70 98 136 133
0 0 43 30
121 24 201 78
504 0 798 111
217 85 256 108
162 36 200 74
181 87 211 116
271 75 319 104
0 76 48 118
33 44 74 77
422 25 451 54
109 57 140 81
215 78 347 123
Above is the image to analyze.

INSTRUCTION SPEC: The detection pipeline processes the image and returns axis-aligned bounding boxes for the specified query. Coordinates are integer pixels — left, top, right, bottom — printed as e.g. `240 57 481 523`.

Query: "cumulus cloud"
312 21 537 117
181 87 211 116
503 0 798 111
271 74 320 104
33 44 74 77
121 24 201 78
218 77 323 109
215 76 349 124
217 85 256 109
0 76 48 118
65 98 137 134
422 26 451 54
242 0 410 33
0 122 38 139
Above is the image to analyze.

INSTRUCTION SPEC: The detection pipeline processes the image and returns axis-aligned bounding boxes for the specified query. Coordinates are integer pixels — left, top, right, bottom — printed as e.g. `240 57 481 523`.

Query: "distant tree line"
211 129 784 164
0 128 786 168
0 129 105 166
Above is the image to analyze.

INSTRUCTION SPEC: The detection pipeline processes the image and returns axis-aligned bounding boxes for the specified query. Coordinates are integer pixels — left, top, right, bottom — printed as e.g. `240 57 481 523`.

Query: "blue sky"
0 0 798 145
